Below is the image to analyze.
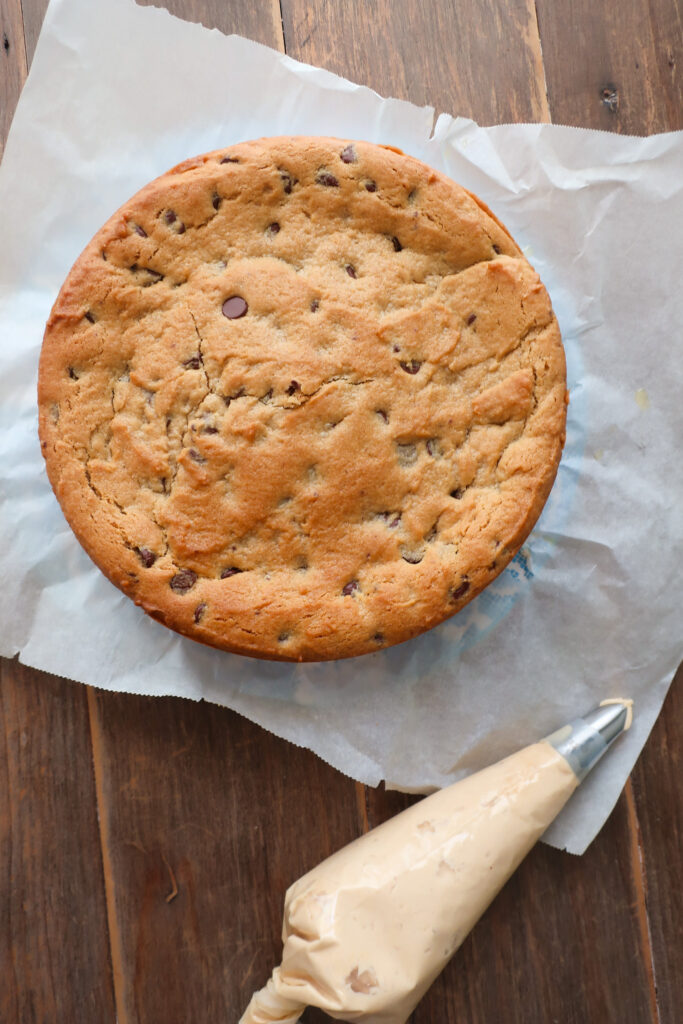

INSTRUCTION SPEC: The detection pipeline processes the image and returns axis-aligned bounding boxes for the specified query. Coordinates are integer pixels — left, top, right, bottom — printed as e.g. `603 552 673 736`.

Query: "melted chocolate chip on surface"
222 296 248 319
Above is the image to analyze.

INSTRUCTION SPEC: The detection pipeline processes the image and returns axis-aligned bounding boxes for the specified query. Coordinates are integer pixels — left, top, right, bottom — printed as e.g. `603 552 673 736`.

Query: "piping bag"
240 700 633 1024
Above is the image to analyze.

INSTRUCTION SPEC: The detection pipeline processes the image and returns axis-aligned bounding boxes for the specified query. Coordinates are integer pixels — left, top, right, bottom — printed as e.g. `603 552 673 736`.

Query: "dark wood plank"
533 0 683 1016
281 0 550 124
1 9 115 1021
19 0 284 67
631 669 683 1024
536 0 683 133
87 689 363 1023
0 661 116 1023
0 0 27 159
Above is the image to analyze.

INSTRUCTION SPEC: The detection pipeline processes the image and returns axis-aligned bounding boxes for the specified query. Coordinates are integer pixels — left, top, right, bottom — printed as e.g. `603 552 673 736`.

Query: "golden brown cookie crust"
38 137 567 661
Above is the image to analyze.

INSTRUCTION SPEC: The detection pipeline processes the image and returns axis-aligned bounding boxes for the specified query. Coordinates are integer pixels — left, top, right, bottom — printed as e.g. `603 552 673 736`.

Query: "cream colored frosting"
240 740 578 1024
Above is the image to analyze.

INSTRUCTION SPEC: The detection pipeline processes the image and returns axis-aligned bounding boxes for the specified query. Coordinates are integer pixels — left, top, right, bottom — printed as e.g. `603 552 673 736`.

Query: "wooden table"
1 1 681 1021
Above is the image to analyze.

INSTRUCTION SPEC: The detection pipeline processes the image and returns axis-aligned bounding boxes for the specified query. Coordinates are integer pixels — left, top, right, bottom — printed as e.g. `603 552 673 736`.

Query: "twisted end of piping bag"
239 700 633 1024
240 971 305 1024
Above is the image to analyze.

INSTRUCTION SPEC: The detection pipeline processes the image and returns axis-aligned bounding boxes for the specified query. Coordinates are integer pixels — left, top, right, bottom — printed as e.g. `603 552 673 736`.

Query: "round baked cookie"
38 137 567 661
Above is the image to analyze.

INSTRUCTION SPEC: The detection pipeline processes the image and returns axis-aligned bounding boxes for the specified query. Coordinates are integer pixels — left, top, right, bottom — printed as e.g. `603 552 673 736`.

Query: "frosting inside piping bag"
240 701 631 1024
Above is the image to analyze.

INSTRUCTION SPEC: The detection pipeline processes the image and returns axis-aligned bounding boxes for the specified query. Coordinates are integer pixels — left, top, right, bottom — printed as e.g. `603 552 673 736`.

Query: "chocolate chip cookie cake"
38 137 567 661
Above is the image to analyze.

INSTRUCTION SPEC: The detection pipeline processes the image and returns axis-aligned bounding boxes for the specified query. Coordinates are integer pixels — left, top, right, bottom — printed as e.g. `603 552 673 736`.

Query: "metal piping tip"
544 699 633 782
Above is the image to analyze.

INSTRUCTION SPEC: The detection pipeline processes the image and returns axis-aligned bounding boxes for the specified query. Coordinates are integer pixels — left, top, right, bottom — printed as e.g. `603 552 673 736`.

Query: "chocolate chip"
170 569 197 593
391 236 403 252
202 425 219 435
133 223 147 237
342 580 359 596
224 387 245 405
392 345 400 353
340 144 357 164
164 209 185 233
183 354 202 369
492 244 501 254
466 313 477 325
399 360 422 374
136 547 157 568
310 299 320 312
450 487 464 499
212 192 221 210
130 264 164 285
280 170 295 194
376 409 388 423
345 264 357 278
278 631 291 643
426 439 441 457
451 579 470 600
365 180 377 192
220 155 239 164
188 449 205 463
220 567 243 579
286 380 300 396
222 295 248 319
194 602 207 623
84 311 96 323
267 222 280 235
68 367 78 380
373 632 385 644
316 170 339 187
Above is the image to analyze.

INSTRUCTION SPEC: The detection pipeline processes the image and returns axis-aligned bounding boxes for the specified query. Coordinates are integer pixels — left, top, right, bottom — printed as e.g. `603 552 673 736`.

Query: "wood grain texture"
281 0 550 123
0 661 116 1023
18 0 284 67
536 0 683 133
135 0 284 50
631 669 683 1024
86 690 363 1023
0 0 27 158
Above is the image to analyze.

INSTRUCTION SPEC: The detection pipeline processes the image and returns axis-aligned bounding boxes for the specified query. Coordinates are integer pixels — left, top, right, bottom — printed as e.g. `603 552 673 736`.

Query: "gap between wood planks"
530 0 551 122
624 778 662 1024
86 687 130 1024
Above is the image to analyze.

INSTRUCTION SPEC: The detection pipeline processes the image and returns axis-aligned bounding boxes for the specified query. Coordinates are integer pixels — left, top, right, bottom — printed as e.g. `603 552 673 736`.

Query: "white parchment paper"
1 0 681 854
